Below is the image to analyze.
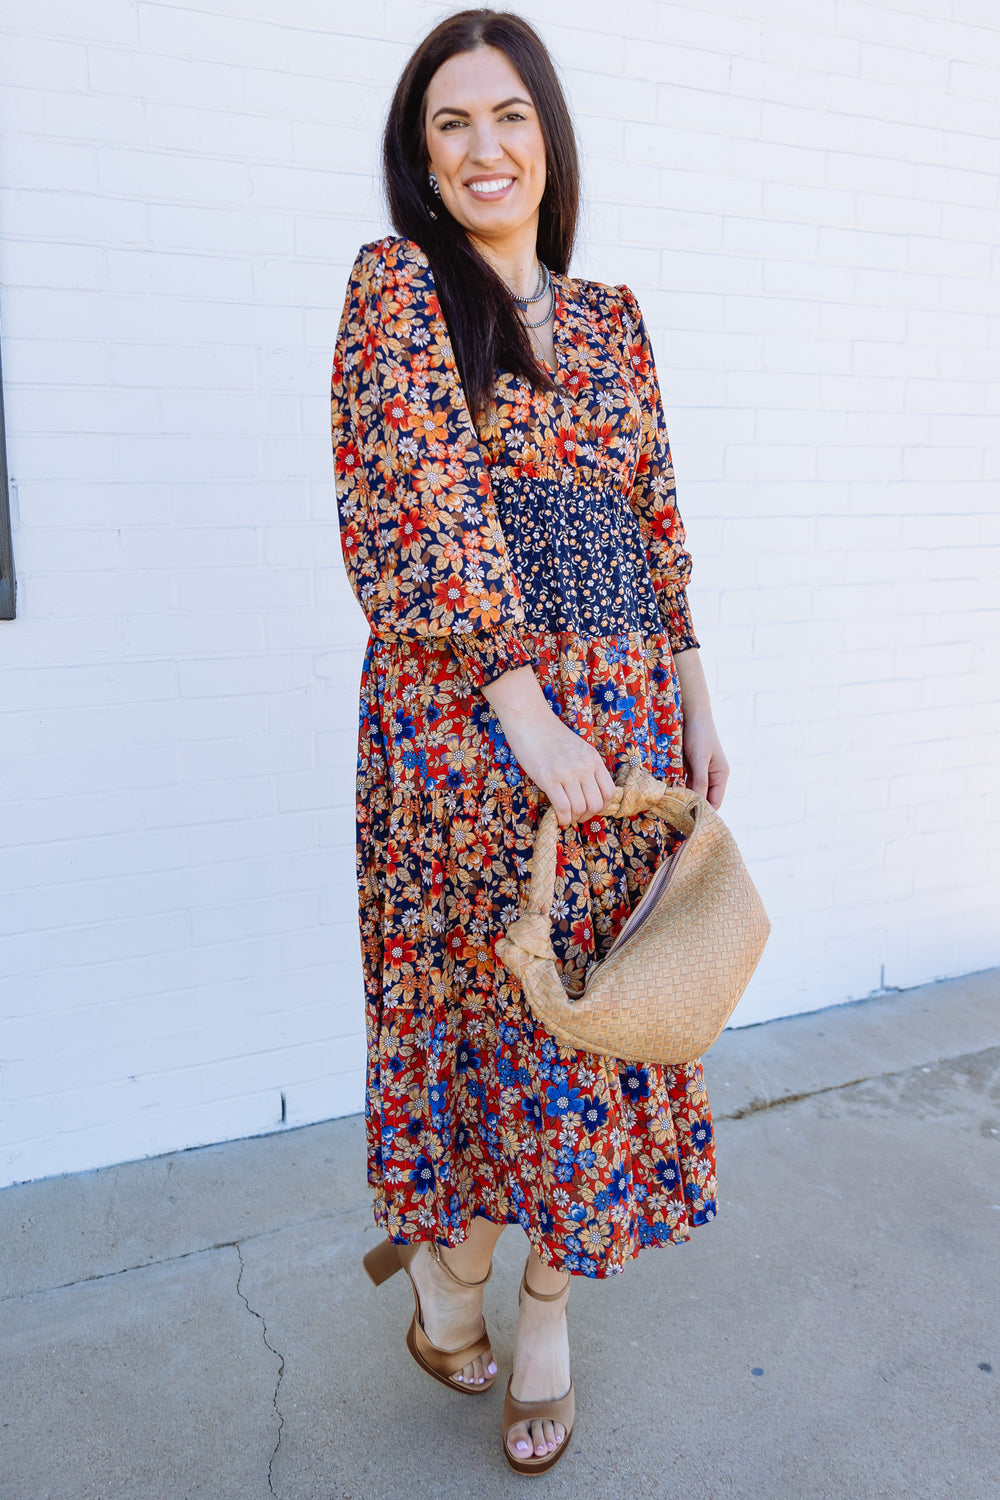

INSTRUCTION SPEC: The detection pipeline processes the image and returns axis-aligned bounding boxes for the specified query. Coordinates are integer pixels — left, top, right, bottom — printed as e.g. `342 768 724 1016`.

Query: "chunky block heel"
362 1237 402 1287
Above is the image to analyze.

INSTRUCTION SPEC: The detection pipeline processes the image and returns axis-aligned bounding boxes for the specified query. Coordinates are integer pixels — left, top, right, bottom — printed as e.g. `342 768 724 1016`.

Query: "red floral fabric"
332 237 717 1275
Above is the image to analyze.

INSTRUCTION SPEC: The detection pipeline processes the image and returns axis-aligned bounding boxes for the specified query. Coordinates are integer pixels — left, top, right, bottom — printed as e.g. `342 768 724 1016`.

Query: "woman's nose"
468 126 504 164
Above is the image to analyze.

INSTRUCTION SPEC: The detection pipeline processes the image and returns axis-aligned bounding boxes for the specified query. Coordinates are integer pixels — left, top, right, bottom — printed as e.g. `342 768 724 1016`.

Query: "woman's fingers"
553 768 616 826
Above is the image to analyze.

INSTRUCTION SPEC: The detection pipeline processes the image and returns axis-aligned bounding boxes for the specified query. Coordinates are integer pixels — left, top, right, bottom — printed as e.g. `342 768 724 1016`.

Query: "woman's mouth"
465 177 515 200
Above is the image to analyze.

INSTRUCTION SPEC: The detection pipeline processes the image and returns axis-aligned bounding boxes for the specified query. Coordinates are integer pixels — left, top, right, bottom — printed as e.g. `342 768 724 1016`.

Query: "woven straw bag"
495 765 771 1066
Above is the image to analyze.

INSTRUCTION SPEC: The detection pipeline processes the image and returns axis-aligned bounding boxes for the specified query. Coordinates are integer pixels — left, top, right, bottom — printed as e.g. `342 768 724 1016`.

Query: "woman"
331 8 729 1474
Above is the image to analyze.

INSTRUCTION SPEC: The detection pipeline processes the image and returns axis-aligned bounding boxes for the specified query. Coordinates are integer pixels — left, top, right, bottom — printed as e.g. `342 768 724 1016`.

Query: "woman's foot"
407 1242 499 1388
505 1255 572 1461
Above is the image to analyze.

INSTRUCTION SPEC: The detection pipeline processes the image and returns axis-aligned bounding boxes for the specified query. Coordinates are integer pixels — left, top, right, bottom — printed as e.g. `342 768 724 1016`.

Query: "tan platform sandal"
362 1237 497 1395
502 1263 574 1475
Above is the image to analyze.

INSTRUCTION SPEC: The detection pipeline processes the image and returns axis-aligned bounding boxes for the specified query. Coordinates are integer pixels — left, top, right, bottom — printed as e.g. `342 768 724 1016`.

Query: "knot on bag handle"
523 764 699 925
496 765 700 983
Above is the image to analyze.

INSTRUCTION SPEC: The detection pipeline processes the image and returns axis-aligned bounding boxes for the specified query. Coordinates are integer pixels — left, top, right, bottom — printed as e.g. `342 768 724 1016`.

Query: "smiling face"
424 45 547 254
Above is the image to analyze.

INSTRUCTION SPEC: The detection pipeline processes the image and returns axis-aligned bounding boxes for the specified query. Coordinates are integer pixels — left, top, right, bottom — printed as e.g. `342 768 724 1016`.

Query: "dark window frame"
0 339 14 619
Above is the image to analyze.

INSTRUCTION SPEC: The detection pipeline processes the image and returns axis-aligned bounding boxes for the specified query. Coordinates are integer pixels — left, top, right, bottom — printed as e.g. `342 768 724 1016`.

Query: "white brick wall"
1 1 997 1188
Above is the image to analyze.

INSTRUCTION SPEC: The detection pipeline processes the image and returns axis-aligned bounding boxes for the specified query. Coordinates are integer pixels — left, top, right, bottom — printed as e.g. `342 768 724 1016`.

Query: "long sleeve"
331 236 536 689
616 286 699 653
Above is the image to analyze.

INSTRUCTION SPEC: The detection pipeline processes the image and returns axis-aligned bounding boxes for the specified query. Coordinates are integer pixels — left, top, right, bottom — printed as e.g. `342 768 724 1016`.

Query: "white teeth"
468 178 513 195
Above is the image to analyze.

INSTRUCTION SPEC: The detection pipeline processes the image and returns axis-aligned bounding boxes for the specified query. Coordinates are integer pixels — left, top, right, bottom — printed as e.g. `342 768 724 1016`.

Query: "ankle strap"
430 1242 493 1289
521 1263 571 1302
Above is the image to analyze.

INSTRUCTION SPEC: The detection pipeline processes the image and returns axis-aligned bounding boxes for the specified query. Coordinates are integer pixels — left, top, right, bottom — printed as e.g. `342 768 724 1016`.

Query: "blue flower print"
567 1201 587 1223
690 1118 713 1152
542 682 564 715
545 1082 584 1118
456 1042 481 1072
521 1095 545 1131
409 1155 435 1191
401 746 428 776
655 1157 681 1191
471 700 493 735
393 709 416 743
603 635 630 666
538 1203 556 1235
593 681 617 712
497 1057 520 1089
579 1096 609 1131
621 1065 651 1102
427 1081 447 1116
608 1166 631 1204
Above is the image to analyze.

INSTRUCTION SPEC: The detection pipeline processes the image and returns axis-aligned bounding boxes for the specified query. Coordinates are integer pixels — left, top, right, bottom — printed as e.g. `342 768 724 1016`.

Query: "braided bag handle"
495 763 771 1065
520 765 697 928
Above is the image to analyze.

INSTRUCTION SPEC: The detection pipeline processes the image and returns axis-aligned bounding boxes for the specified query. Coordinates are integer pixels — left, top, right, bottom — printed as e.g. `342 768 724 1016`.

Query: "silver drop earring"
428 171 441 197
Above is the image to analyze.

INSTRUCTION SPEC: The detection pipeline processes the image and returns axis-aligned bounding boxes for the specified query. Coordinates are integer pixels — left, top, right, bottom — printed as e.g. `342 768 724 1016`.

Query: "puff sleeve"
331 236 536 689
616 286 699 653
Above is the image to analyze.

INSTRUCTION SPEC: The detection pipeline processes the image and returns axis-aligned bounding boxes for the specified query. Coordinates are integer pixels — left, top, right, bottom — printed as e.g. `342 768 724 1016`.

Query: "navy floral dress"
332 236 717 1277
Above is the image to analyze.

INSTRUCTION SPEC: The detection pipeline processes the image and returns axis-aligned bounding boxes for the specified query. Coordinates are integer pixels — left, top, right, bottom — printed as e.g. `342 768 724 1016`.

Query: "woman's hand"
680 711 729 809
482 666 616 827
673 648 730 809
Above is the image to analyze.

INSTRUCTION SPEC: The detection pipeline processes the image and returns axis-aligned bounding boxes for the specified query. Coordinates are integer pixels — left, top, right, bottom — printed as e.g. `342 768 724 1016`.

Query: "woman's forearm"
673 646 713 721
482 663 551 725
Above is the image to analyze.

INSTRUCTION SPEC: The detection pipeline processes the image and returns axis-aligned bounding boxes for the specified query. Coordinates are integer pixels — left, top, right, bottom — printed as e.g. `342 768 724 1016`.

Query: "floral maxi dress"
331 236 717 1277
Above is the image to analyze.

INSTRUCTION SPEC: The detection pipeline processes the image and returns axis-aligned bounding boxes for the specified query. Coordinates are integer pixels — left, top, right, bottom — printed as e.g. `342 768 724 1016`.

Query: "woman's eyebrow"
431 96 533 121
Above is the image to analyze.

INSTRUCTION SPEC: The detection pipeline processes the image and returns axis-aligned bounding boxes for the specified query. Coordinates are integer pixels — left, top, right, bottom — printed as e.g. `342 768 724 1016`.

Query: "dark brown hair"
383 9 579 416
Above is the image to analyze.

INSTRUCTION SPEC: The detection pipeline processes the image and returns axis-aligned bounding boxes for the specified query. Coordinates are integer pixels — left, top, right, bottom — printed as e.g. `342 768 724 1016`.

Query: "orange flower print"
554 426 578 465
385 934 417 969
335 441 360 480
467 588 506 630
626 336 649 380
407 407 450 444
571 915 595 951
433 575 469 614
650 505 679 542
360 326 379 373
383 394 410 430
395 507 425 552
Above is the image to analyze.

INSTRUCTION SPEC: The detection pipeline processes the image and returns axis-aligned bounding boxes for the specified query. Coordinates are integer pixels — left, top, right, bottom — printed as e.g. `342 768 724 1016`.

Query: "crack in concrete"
723 1075 873 1120
234 1242 285 1499
4 1206 371 1301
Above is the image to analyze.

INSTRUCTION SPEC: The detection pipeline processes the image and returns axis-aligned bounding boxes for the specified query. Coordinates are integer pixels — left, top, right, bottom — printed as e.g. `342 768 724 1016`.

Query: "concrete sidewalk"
2 969 998 1500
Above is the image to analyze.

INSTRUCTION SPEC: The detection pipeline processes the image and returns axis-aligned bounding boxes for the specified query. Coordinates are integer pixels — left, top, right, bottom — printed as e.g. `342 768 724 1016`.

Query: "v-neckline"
538 273 566 379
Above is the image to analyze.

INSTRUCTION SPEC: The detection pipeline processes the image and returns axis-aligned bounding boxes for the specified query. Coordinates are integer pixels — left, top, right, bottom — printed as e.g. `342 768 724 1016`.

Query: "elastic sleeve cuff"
657 588 700 654
449 623 537 690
